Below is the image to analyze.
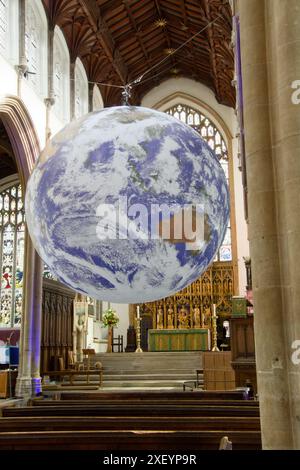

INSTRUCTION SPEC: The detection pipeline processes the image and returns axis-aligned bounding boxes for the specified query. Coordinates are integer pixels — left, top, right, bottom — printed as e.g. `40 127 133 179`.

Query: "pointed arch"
0 95 43 396
0 95 40 188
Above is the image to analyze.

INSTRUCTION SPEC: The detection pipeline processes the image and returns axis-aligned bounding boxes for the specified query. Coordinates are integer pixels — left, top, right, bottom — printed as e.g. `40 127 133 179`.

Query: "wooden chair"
112 335 124 352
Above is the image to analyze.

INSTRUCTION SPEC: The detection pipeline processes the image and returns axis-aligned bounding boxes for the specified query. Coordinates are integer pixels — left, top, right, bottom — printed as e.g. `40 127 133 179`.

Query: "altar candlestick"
213 304 217 317
211 304 219 352
135 306 143 353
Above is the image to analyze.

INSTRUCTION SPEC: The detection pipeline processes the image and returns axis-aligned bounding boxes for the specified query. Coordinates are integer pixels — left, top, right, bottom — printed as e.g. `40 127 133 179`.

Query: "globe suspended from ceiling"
25 106 229 303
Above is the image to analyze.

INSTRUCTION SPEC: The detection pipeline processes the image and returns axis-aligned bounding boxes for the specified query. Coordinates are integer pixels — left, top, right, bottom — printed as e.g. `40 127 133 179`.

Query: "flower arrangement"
102 308 119 327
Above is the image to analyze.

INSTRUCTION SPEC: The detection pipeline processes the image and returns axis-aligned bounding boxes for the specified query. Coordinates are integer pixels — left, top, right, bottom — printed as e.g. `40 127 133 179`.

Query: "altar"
148 328 210 352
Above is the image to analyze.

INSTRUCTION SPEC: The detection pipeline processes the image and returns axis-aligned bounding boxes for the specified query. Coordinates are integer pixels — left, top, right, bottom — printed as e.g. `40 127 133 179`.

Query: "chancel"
0 0 299 453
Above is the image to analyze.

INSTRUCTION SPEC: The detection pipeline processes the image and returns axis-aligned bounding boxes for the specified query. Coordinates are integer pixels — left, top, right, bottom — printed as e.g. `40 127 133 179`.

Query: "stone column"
266 0 300 448
70 62 76 120
237 0 293 448
16 232 43 397
88 82 94 112
30 250 43 395
15 230 34 397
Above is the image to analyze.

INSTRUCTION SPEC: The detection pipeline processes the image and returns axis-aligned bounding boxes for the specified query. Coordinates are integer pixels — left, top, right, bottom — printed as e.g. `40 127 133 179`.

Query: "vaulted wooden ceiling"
42 0 235 107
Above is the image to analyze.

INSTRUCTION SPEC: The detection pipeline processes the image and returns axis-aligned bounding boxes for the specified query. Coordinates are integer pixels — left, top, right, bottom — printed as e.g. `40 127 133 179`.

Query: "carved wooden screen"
41 278 75 373
140 104 234 325
141 263 233 329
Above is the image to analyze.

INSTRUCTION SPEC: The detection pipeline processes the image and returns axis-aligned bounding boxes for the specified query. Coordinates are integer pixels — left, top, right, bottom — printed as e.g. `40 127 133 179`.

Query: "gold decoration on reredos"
141 263 234 331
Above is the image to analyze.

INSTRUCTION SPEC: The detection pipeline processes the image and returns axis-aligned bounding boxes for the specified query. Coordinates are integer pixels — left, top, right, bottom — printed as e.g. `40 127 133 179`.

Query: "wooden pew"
0 429 262 450
31 399 259 408
57 390 246 401
0 415 261 432
2 404 260 417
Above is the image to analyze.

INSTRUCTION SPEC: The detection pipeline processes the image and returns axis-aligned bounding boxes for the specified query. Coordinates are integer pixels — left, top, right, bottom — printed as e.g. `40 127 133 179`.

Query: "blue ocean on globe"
25 106 229 303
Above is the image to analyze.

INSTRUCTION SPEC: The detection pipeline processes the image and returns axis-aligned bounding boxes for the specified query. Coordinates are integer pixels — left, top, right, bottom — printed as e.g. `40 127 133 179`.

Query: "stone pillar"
16 232 43 397
237 0 293 448
30 250 43 395
88 82 94 112
265 0 300 448
70 62 76 120
15 230 34 397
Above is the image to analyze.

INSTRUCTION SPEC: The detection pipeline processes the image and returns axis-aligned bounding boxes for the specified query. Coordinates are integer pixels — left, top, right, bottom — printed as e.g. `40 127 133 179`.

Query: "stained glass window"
0 184 25 327
165 103 232 262
0 182 57 327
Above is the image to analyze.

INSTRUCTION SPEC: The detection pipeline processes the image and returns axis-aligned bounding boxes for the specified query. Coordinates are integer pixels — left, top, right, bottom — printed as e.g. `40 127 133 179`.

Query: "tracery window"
165 104 232 262
0 184 25 327
74 59 88 118
25 0 47 96
0 0 18 62
53 26 70 123
0 182 57 327
0 0 8 56
92 84 104 111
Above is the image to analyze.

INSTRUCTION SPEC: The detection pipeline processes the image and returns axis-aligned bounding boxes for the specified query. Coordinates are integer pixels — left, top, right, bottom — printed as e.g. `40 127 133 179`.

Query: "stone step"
71 373 203 381
101 369 201 375
101 373 198 380
90 353 202 371
61 379 201 389
76 352 204 390
102 380 190 387
102 375 199 382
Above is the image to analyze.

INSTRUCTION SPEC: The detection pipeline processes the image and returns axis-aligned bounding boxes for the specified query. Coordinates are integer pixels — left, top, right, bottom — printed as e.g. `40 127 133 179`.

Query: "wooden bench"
0 429 262 450
57 390 246 401
2 404 260 417
43 369 103 386
0 391 261 450
31 399 259 408
0 415 261 432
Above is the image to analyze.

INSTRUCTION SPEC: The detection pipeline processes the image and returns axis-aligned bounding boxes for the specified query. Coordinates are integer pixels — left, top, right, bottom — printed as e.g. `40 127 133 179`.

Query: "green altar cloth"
148 328 210 352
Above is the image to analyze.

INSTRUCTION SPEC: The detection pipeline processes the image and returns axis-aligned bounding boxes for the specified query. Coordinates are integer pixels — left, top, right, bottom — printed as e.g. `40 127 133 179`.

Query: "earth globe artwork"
25 106 229 303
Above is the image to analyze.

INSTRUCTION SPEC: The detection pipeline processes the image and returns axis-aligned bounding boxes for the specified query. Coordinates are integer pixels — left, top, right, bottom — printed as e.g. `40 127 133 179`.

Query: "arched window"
0 182 25 327
53 26 70 123
92 84 103 111
165 103 232 262
25 0 47 97
74 58 88 118
0 179 57 327
0 0 18 63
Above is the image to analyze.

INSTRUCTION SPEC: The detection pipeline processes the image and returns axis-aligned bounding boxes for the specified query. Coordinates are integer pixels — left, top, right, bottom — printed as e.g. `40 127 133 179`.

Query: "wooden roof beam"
203 0 221 101
79 0 128 84
123 0 152 68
